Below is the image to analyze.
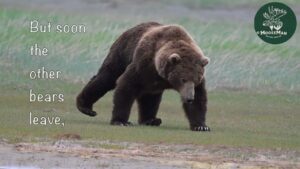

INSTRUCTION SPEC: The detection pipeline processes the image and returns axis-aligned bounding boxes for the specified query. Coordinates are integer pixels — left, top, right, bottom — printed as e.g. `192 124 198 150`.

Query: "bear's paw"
79 108 97 117
140 118 162 126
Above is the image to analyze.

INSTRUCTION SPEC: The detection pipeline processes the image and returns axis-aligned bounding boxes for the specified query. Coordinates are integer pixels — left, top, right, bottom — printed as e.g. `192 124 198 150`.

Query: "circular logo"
254 2 297 44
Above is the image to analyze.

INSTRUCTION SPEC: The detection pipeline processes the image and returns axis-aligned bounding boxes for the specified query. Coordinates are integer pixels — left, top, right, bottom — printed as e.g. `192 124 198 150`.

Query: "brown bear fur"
76 22 210 131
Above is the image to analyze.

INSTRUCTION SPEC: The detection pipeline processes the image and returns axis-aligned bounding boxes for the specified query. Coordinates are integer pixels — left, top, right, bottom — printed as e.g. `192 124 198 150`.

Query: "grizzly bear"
76 22 210 131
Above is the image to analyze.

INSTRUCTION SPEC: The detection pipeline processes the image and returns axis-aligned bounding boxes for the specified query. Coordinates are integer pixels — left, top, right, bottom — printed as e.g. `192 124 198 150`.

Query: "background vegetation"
0 0 299 150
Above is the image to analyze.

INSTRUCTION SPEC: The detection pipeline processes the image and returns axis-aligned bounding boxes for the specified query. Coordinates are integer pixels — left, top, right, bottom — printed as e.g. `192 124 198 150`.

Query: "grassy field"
0 0 300 152
1 90 300 150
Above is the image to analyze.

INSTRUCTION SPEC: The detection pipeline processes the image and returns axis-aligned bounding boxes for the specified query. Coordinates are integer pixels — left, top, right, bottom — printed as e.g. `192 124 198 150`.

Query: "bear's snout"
180 81 195 104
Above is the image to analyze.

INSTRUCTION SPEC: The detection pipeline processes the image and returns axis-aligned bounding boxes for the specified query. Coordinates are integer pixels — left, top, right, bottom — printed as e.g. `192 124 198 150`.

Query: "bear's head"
155 40 209 103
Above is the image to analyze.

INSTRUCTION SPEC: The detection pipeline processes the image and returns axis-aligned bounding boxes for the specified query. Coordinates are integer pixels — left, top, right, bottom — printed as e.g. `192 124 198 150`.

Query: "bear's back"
110 22 162 58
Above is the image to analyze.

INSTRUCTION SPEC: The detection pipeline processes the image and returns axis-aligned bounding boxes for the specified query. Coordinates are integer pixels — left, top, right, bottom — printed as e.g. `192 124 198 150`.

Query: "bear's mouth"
181 96 194 104
184 98 194 104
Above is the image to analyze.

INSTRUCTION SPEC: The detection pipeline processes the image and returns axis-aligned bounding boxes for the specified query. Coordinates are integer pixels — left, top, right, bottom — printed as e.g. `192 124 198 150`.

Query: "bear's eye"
181 78 187 83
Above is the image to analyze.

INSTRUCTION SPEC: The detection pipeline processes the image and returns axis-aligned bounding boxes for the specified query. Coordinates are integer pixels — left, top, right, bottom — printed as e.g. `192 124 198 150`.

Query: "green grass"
1 7 299 92
0 1 300 151
162 0 299 9
0 90 299 150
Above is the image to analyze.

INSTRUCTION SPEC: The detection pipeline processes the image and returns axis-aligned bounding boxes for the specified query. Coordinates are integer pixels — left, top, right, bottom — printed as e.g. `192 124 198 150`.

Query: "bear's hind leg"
76 67 120 117
137 93 163 126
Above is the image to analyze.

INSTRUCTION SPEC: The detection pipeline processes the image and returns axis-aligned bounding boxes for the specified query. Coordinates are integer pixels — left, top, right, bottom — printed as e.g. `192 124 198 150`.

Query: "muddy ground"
0 139 299 169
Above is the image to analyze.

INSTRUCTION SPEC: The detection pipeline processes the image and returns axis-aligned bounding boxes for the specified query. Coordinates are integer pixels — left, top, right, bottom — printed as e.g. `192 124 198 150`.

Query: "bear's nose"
186 99 194 104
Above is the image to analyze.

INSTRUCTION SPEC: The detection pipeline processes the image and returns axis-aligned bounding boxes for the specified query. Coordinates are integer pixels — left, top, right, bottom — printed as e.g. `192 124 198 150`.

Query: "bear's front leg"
111 66 138 126
137 92 163 126
183 80 210 131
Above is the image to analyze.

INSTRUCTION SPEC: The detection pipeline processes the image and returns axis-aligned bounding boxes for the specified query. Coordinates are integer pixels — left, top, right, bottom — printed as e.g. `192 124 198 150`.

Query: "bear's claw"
192 125 210 131
78 107 97 117
140 118 162 126
111 121 133 126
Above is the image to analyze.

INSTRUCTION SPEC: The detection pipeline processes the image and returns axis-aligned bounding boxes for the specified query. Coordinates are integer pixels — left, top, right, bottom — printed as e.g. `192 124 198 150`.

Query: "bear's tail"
76 66 119 116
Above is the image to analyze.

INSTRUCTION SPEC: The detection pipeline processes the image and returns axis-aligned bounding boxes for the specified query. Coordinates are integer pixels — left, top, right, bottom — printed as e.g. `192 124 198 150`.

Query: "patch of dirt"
0 139 299 169
53 133 81 140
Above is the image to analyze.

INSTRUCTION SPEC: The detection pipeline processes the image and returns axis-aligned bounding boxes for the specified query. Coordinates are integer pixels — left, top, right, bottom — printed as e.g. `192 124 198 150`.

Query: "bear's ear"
201 56 210 67
168 53 181 64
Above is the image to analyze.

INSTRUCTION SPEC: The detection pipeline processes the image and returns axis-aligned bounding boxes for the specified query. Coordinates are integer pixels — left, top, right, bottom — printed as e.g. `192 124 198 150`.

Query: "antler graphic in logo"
263 6 287 31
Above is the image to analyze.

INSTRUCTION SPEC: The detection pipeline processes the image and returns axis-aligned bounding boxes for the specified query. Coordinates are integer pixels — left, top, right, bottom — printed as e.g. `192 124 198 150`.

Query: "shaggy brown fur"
76 22 210 131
